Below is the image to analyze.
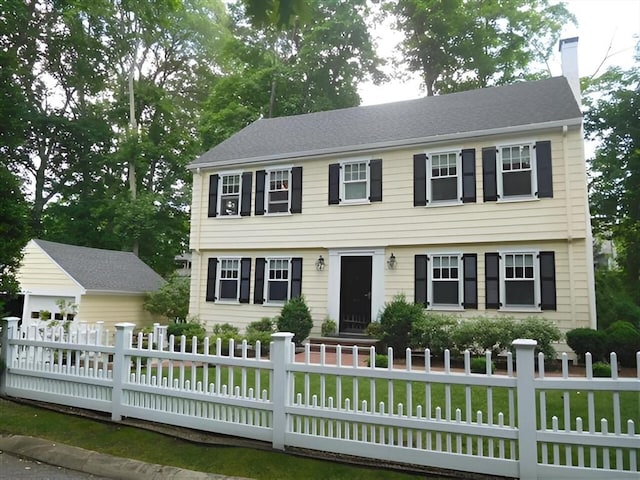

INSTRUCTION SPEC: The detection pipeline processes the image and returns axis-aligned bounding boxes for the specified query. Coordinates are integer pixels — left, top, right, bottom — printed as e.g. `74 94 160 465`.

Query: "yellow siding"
17 240 80 293
78 294 159 329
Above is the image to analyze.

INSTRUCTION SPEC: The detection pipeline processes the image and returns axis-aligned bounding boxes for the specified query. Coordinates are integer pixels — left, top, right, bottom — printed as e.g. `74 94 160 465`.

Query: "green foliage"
592 362 612 378
167 321 206 352
605 321 640 367
512 317 562 361
378 294 426 351
409 312 458 356
470 357 495 374
366 354 389 369
594 269 640 330
365 321 384 339
566 328 607 363
143 274 189 322
245 318 276 349
321 318 337 337
452 317 516 357
276 296 313 345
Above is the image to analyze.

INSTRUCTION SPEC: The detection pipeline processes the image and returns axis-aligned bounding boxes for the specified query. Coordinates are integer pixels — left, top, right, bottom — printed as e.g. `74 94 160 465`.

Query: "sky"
359 0 640 105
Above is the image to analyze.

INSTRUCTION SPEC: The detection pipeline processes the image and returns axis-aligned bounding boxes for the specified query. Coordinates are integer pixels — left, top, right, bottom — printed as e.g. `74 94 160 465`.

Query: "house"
187 38 596 351
16 239 165 329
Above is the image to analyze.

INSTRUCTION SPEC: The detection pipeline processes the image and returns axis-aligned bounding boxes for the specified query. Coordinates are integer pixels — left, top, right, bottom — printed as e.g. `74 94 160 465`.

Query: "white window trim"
498 250 541 312
263 256 292 307
217 256 241 303
217 170 243 218
426 149 463 206
496 142 538 202
340 158 371 205
264 166 292 216
427 253 464 310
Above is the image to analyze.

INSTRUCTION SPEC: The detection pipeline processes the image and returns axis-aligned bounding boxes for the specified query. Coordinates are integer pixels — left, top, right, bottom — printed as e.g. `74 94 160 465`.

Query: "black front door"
339 256 372 334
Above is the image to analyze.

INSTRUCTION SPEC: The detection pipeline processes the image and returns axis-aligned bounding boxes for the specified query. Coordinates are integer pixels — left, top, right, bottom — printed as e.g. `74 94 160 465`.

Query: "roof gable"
33 239 165 293
192 76 581 168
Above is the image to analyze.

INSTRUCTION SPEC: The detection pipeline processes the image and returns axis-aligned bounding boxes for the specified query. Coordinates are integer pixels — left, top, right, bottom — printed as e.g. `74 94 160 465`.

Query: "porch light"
315 255 325 271
388 253 397 269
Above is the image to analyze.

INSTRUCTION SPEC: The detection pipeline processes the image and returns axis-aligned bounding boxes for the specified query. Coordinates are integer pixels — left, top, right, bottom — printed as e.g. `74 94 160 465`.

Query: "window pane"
220 279 238 299
431 177 458 201
505 280 535 305
503 171 532 196
268 281 288 301
433 281 459 304
345 182 367 200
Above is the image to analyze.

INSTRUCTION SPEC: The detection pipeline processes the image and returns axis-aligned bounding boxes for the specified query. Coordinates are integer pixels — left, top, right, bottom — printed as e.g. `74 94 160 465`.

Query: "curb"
0 435 253 480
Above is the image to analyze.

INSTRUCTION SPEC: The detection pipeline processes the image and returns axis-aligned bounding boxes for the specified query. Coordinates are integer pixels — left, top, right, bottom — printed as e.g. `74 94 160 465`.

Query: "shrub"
470 356 495 374
167 321 206 352
605 321 640 367
211 323 241 354
365 321 384 339
366 354 389 368
321 318 338 337
566 328 607 363
245 318 276 351
512 317 562 361
595 269 640 330
409 312 458 356
276 296 313 345
592 361 612 377
451 317 515 357
378 294 425 351
143 274 190 322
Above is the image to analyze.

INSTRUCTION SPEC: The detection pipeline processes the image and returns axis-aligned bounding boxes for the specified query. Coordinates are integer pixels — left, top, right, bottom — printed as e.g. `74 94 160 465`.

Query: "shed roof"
33 239 165 293
191 76 582 168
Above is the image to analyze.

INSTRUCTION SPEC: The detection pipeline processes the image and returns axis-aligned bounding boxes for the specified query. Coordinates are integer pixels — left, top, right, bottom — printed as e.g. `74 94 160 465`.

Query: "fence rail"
1 317 638 480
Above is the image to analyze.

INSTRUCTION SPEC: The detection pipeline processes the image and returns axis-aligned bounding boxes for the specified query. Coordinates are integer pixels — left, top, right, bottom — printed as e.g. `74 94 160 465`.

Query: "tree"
584 55 640 306
143 274 190 322
387 0 574 96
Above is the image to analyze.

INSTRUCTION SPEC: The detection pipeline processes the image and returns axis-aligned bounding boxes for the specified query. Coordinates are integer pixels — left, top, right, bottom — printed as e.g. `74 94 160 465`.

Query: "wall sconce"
387 253 397 270
315 255 325 271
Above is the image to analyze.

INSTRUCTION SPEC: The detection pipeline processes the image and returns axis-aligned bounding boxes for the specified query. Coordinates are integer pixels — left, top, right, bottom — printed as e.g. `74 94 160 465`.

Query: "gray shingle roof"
191 76 581 168
34 239 165 293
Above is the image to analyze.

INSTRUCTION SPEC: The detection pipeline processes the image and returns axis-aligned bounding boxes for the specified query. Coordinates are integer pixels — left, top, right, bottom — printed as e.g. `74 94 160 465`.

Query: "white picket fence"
1 316 638 480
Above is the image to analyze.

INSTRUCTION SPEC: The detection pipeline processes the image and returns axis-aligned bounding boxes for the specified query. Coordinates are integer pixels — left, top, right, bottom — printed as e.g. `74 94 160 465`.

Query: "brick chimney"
559 37 580 106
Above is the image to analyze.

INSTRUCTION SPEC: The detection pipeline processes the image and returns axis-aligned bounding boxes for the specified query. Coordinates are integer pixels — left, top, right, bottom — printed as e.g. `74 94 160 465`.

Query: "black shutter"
369 159 382 202
208 174 218 217
254 258 265 304
539 251 557 310
462 254 477 309
291 257 303 298
328 163 340 204
535 141 553 198
206 257 218 302
291 166 302 213
255 170 266 215
413 153 427 206
482 147 498 202
461 149 476 203
415 255 428 307
485 253 500 309
239 258 251 303
240 172 252 216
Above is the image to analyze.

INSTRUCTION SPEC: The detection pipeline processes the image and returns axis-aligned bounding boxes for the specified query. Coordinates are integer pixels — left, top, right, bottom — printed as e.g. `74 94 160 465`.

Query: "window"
254 257 303 305
413 149 475 206
206 257 251 303
255 167 302 215
218 258 240 301
220 174 241 216
267 169 289 213
430 254 462 306
429 152 460 202
482 141 553 202
266 258 290 303
415 254 477 309
328 159 382 205
484 251 556 310
207 172 252 217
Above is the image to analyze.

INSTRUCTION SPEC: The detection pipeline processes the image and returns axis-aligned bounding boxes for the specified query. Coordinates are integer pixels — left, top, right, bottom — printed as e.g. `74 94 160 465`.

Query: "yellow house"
187 38 596 346
17 239 165 329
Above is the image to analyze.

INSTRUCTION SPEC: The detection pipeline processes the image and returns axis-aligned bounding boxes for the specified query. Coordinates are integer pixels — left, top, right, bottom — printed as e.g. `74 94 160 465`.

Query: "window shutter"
291 257 303 298
485 253 500 309
461 149 476 203
328 163 340 204
253 258 265 304
413 154 427 206
482 147 498 202
239 258 251 303
206 257 218 301
208 174 219 217
240 172 252 216
462 254 477 308
535 141 553 198
255 170 266 215
291 166 302 213
369 159 383 202
414 255 428 307
539 251 556 310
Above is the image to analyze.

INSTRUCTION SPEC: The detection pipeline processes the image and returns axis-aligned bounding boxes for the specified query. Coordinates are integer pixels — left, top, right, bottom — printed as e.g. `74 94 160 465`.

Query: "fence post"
0 317 20 396
111 322 135 422
270 332 294 450
513 339 538 480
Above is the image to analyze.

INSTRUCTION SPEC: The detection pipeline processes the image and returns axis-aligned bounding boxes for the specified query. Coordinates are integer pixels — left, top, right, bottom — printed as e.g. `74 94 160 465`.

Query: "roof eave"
188 117 583 171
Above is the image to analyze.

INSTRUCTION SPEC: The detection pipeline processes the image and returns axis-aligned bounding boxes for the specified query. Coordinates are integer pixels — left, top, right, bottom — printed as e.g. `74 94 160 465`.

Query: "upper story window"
255 167 302 215
482 141 553 202
413 149 476 206
329 159 382 205
207 172 252 217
